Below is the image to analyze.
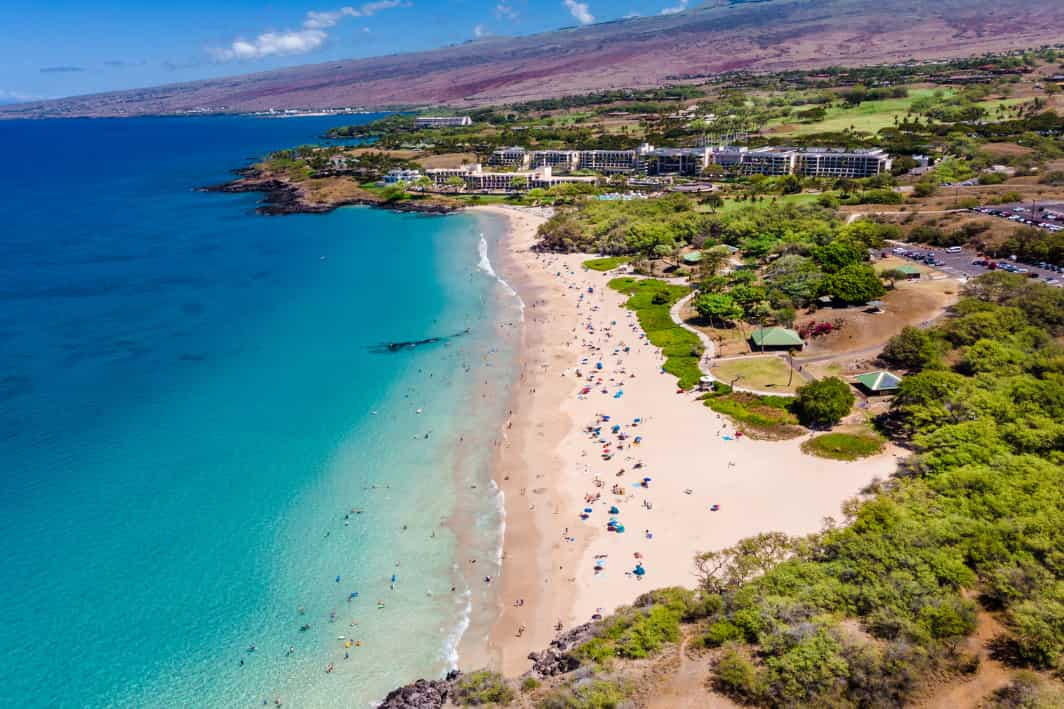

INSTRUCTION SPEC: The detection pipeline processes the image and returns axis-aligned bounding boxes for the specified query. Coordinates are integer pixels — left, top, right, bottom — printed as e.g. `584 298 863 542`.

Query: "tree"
696 292 744 328
822 264 885 305
445 175 466 192
699 245 732 277
764 255 824 307
813 241 865 274
695 532 794 594
509 175 528 191
880 327 942 371
794 377 855 428
880 268 909 290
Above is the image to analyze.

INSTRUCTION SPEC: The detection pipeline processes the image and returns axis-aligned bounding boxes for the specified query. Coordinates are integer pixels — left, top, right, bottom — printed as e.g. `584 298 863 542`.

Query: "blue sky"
0 0 692 103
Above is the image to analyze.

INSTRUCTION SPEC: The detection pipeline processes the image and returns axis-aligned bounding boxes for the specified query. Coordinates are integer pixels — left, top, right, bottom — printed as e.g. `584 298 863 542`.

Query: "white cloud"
660 0 688 14
563 0 594 25
474 24 488 38
495 2 518 20
211 1 406 62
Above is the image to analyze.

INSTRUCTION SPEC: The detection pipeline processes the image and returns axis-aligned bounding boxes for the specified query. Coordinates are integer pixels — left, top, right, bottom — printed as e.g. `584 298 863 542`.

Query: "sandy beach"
469 204 901 676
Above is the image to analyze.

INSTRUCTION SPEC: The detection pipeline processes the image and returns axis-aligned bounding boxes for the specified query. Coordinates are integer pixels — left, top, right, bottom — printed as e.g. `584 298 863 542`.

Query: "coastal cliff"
203 167 462 216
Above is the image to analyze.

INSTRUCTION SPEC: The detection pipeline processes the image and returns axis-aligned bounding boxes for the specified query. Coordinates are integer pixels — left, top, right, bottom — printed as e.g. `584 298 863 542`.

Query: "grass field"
583 256 631 272
697 192 821 215
801 430 886 461
710 356 802 394
701 390 804 439
767 90 1027 136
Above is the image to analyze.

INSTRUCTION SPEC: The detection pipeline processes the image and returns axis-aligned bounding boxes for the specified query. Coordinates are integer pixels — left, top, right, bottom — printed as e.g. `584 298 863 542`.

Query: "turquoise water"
0 117 519 706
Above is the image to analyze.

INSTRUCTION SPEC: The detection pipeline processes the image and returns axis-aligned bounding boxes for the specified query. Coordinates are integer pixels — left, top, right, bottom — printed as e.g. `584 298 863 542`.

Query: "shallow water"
0 116 519 707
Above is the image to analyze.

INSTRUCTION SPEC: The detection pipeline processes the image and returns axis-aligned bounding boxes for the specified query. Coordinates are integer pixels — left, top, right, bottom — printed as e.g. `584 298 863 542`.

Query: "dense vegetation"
691 273 1063 705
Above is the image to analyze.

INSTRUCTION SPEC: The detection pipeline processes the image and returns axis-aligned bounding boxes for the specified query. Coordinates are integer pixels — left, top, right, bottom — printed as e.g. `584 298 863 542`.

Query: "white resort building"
424 164 597 192
487 144 892 179
414 116 473 128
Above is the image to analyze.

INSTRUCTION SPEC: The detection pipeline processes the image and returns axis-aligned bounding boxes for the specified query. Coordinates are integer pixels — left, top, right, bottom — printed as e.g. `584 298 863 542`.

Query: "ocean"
0 116 520 707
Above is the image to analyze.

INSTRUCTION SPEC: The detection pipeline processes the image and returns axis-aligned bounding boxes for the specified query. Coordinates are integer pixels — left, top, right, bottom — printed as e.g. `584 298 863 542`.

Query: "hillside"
4 0 1064 119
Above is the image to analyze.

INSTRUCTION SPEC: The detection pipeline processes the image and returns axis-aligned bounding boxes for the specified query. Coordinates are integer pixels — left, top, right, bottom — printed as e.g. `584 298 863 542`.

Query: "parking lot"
971 202 1064 233
883 242 1063 286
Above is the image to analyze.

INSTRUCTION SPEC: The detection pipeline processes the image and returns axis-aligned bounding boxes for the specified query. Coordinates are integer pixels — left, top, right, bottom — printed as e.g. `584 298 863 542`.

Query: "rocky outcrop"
201 168 460 217
526 622 595 678
379 671 461 709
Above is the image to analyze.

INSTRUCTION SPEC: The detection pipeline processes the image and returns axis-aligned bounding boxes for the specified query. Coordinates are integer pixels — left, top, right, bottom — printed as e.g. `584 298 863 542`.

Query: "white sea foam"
442 586 473 670
489 477 506 567
478 233 525 320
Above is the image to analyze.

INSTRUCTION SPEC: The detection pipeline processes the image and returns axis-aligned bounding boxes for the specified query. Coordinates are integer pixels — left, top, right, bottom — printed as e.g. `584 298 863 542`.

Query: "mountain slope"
5 0 1063 119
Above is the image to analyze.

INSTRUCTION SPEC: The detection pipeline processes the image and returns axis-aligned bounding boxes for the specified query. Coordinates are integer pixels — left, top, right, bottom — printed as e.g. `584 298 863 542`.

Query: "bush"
880 326 942 371
985 671 1064 708
713 646 763 702
793 377 855 428
540 679 628 709
521 677 540 692
705 620 745 647
453 670 515 706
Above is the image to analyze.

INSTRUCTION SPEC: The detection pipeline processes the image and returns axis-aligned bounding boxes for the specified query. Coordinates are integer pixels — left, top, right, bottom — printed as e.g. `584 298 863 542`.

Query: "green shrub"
453 670 515 706
713 646 763 702
705 620 744 646
539 679 628 709
520 677 540 692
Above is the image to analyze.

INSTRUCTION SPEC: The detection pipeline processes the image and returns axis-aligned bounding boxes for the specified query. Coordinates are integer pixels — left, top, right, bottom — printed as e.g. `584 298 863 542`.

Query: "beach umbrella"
633 565 645 576
609 506 620 514
584 508 593 514
634 436 642 443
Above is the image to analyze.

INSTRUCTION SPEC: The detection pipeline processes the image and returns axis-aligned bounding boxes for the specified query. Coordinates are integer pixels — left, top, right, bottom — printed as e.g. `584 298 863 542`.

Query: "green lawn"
700 390 804 439
767 90 1026 136
583 256 631 272
608 277 703 389
710 356 801 394
696 192 822 215
801 431 886 461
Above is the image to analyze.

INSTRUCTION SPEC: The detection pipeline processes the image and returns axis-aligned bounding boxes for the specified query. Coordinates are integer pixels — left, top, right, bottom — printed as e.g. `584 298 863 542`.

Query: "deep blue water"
0 116 518 706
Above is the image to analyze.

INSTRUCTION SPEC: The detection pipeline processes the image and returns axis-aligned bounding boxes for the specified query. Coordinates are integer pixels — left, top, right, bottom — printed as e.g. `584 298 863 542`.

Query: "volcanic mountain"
5 0 1063 119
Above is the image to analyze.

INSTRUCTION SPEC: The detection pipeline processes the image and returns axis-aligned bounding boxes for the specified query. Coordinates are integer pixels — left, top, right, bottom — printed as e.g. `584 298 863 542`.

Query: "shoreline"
465 205 589 674
464 204 904 678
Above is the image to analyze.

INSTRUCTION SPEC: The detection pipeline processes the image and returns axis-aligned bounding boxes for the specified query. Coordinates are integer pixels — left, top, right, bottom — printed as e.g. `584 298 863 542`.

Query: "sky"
0 0 694 103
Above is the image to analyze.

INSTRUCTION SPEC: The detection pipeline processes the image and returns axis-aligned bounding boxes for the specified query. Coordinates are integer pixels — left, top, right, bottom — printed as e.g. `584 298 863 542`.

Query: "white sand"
472 205 901 674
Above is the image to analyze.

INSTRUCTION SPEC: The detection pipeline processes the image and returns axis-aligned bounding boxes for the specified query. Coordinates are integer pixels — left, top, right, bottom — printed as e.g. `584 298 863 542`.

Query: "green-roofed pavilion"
854 370 903 394
894 264 922 278
682 252 703 264
749 326 804 350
